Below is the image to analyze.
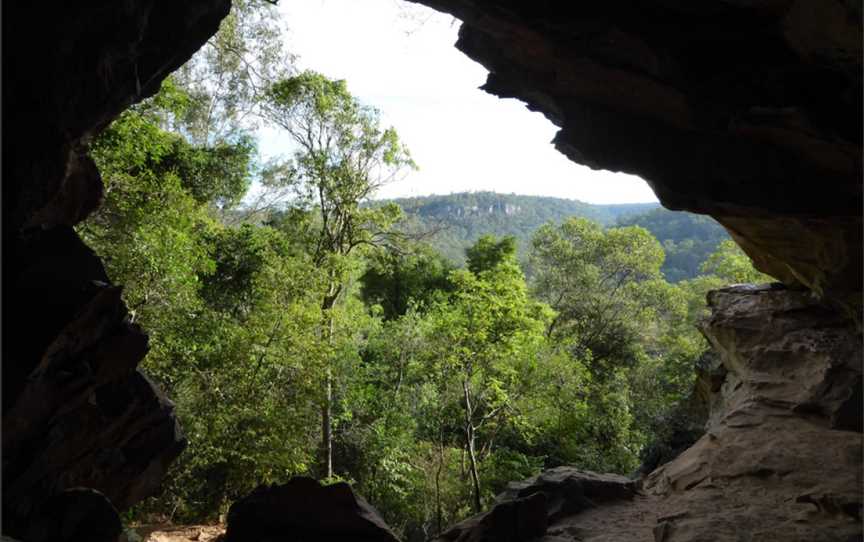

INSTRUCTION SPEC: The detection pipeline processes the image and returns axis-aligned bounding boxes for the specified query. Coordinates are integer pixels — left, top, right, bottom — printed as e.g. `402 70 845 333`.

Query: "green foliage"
380 192 659 264
700 240 773 284
359 247 455 320
617 207 730 282
81 16 772 538
527 218 712 471
465 235 518 275
531 218 666 374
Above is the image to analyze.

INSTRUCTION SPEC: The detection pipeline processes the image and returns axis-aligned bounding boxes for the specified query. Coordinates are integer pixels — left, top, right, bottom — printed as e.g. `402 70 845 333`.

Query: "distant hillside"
377 192 659 263
375 192 729 281
616 207 730 282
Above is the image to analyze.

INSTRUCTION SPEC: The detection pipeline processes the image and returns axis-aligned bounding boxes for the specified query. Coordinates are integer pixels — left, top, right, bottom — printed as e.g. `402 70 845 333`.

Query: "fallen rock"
437 493 548 542
437 468 637 542
498 468 636 523
223 477 400 542
24 488 122 542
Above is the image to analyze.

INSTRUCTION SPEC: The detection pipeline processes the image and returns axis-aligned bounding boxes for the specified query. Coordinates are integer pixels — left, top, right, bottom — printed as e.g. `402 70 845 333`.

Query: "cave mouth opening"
72 0 731 534
3 0 861 540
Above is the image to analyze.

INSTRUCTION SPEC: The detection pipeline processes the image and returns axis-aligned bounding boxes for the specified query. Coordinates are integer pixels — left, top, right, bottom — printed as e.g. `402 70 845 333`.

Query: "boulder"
437 468 637 542
223 477 400 542
437 493 548 542
23 488 122 542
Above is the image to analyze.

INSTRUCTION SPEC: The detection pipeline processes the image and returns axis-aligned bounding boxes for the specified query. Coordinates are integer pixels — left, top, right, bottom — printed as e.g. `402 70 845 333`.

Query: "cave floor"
133 524 225 542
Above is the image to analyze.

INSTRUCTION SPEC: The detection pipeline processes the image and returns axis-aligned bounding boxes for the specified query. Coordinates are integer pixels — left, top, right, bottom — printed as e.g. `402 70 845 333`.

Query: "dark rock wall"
2 0 230 537
410 0 863 312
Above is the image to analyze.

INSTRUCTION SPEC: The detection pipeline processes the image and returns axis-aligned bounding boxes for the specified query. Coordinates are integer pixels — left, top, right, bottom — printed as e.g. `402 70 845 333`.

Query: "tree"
169 0 294 145
79 82 255 381
530 218 666 376
360 245 455 320
422 237 550 512
529 218 712 472
700 239 773 284
261 71 415 478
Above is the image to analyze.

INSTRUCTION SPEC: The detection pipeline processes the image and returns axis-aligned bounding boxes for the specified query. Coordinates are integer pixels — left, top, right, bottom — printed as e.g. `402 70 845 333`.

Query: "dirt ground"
128 524 226 542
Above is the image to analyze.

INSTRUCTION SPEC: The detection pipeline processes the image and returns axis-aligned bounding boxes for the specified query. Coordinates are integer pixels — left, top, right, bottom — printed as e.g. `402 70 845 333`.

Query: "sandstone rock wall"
644 284 862 541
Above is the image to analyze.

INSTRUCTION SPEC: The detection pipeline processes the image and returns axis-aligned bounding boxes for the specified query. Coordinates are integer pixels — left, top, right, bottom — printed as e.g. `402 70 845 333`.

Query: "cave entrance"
3 0 860 540
73 1 749 537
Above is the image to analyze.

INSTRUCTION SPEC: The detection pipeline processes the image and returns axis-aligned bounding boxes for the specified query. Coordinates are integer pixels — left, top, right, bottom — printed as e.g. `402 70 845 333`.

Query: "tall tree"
261 71 415 478
423 236 549 512
169 0 294 145
530 218 666 376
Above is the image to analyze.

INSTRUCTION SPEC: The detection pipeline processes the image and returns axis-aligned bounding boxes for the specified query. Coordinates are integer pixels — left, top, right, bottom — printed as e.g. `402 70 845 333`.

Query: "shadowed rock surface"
2 227 186 536
223 477 400 542
23 488 123 542
437 469 637 542
410 0 862 313
2 0 229 537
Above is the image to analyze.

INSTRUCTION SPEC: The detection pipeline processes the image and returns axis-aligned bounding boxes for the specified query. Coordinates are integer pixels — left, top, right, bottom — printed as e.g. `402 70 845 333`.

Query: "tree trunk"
463 380 482 513
322 371 333 479
435 437 444 535
320 288 338 480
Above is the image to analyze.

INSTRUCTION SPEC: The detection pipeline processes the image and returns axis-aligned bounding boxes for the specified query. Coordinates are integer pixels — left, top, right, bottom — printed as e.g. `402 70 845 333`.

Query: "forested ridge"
76 2 771 539
377 192 731 282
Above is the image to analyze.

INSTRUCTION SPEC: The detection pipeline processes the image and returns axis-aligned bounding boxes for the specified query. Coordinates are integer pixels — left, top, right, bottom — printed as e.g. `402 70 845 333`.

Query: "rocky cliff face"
643 284 861 541
411 0 863 314
2 0 229 537
435 285 861 541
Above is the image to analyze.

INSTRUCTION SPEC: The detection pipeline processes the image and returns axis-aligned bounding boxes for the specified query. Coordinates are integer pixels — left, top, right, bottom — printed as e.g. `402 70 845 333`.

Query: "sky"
258 0 658 204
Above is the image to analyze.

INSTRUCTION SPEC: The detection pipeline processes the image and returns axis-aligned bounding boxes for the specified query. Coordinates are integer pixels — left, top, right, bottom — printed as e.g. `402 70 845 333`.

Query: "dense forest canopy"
76 2 771 539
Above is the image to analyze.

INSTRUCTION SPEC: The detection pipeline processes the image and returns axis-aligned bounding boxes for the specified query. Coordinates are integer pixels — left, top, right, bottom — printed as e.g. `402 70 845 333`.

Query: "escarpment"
2 0 860 540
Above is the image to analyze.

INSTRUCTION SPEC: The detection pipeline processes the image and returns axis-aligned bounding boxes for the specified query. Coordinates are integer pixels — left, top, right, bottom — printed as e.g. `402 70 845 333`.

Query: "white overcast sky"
257 0 658 204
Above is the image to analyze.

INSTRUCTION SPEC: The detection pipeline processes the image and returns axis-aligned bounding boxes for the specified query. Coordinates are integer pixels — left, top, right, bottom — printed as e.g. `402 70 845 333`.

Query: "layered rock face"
644 284 862 541
411 0 863 312
2 0 229 537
